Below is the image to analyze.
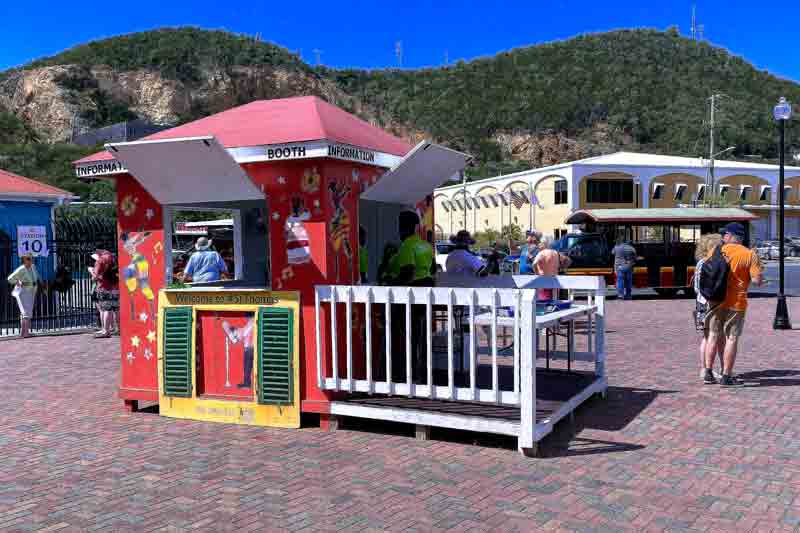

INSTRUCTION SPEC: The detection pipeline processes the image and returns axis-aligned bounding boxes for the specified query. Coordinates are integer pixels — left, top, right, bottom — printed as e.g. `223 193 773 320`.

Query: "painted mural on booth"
115 175 165 393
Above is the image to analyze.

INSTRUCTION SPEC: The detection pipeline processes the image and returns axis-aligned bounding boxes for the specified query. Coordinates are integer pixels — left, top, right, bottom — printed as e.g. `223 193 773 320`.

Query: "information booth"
74 96 608 454
73 96 468 428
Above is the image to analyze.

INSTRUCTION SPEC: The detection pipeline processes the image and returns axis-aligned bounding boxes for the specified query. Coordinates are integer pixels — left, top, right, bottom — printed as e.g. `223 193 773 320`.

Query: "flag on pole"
510 190 527 209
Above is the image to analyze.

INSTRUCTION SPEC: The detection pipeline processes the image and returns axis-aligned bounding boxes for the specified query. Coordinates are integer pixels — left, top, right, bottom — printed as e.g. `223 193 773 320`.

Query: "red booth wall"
115 174 166 402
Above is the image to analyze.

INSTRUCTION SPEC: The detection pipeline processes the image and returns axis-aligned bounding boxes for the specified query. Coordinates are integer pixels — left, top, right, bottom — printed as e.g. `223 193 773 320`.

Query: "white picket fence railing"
314 275 606 455
315 285 532 406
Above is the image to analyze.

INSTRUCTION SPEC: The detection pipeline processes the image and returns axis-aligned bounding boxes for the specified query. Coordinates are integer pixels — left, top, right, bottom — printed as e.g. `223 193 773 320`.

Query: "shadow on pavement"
540 437 645 458
735 369 800 387
737 369 800 379
541 386 674 458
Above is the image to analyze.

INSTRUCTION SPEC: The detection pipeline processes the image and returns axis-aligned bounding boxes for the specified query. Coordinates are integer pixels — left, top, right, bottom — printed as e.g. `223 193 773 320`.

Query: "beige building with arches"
434 151 800 242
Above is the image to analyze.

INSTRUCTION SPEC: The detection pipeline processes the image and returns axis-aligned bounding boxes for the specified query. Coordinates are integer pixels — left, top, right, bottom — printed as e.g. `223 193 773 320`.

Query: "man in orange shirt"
703 223 764 387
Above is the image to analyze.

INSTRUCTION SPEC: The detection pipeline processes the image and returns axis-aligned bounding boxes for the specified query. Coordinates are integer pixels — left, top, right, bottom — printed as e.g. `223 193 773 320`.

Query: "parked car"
754 240 800 260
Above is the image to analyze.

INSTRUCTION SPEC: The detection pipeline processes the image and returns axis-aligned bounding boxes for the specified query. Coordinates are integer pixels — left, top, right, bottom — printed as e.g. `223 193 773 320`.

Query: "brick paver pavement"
1 297 800 532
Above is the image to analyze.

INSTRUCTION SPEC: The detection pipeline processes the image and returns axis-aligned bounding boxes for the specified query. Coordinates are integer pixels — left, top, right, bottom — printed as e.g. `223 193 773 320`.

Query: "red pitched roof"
0 168 71 198
75 96 413 165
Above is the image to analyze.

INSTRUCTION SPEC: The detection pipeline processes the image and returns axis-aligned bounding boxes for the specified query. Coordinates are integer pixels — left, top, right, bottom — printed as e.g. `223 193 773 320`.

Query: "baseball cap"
720 222 746 240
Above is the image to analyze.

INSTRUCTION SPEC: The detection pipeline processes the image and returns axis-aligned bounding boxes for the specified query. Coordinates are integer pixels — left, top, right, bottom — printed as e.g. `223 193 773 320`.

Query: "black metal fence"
1 238 115 337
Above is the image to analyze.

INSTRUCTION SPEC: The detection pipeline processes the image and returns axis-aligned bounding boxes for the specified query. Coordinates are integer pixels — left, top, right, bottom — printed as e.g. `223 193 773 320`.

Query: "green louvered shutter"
257 307 294 405
162 306 193 397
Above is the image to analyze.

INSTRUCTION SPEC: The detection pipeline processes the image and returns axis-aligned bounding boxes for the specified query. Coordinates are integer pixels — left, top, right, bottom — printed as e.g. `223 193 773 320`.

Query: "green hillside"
19 27 310 83
328 29 799 166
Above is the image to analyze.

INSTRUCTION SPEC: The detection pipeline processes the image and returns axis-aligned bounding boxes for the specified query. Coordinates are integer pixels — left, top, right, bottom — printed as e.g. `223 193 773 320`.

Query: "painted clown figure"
121 231 156 318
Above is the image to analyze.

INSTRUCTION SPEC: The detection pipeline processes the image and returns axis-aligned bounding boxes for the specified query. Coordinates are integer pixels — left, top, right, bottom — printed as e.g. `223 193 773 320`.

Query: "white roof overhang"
105 136 263 205
361 141 470 207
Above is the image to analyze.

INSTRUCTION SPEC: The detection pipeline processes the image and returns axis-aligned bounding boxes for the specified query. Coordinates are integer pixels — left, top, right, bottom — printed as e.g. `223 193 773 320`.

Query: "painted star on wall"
146 330 156 343
272 212 280 220
145 208 155 221
126 351 135 364
277 176 287 185
131 335 141 348
139 312 148 323
143 348 153 360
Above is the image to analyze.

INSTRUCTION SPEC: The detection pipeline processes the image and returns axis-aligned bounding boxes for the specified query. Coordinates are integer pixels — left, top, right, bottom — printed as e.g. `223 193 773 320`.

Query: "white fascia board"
76 138 405 178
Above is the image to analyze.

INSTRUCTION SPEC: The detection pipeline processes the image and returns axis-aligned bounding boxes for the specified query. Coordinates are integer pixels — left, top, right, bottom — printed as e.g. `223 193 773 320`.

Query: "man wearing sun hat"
445 230 486 275
182 237 228 283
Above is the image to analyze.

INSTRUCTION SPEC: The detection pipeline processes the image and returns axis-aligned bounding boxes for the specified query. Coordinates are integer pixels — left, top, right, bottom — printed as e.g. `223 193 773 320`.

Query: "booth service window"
586 179 633 204
554 180 568 204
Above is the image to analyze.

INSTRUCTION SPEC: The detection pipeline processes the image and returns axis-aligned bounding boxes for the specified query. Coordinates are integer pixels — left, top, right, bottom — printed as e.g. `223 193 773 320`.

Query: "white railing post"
366 287 373 394
346 287 353 392
330 287 339 390
513 290 521 394
385 288 393 395
469 289 477 400
406 288 413 396
315 288 323 388
491 289 499 403
595 283 606 379
447 288 454 399
518 288 537 455
426 288 433 396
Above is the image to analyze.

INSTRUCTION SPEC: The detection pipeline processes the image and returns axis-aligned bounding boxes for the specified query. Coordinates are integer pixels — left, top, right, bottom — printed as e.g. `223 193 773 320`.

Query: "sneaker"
702 369 717 385
719 375 745 387
94 330 110 338
699 369 724 380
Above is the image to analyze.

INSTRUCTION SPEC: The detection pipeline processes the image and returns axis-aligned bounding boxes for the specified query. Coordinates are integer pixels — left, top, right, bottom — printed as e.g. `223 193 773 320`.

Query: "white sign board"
17 225 49 257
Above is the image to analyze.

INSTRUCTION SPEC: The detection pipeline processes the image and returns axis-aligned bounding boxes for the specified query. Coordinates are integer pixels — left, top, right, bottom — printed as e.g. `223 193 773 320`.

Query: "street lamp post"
773 97 792 330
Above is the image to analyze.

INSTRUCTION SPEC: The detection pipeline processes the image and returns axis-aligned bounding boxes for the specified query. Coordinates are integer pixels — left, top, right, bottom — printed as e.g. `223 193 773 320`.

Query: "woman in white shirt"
7 253 39 338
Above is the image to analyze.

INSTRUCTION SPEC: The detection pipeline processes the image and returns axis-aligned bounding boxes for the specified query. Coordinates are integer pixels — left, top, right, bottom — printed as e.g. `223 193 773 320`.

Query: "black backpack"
699 244 729 302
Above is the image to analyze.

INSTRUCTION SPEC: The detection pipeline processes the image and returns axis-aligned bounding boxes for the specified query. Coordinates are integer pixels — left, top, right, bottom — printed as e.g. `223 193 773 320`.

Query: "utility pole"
708 93 716 203
706 93 727 204
312 49 323 66
461 170 467 230
395 41 403 67
444 49 449 66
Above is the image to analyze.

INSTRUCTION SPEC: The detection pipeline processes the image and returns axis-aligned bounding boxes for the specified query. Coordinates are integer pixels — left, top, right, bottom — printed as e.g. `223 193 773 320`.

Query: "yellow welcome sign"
156 288 301 428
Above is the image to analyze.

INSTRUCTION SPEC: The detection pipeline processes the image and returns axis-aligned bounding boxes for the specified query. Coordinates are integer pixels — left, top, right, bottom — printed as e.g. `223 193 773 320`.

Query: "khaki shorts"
704 305 746 338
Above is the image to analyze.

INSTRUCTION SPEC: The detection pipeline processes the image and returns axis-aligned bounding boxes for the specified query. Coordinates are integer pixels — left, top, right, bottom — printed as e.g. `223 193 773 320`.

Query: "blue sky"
1 1 798 82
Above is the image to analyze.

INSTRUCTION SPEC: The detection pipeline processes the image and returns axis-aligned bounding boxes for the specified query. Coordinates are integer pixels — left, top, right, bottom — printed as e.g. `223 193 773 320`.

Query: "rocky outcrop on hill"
0 63 422 145
0 66 88 143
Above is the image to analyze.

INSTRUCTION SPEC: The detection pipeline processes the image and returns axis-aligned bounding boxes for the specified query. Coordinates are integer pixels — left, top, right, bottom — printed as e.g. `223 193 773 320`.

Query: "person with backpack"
693 233 724 380
90 249 120 338
700 223 764 387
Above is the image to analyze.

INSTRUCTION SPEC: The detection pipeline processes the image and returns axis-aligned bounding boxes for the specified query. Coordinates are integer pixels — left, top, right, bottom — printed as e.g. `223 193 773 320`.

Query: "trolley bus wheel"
654 288 678 298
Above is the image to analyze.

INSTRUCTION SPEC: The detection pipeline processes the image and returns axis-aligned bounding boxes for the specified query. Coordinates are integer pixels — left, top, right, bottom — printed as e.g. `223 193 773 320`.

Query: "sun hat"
195 237 213 251
451 230 475 246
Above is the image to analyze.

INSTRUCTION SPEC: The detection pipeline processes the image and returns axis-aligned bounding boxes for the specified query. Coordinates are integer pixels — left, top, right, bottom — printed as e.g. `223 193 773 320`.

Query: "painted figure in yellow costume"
328 180 353 283
121 231 155 318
